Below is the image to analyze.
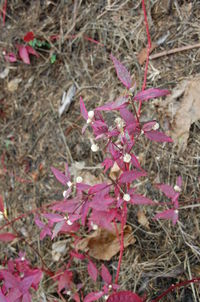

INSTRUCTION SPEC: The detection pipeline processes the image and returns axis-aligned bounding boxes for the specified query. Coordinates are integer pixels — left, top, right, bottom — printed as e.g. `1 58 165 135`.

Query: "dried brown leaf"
158 76 200 152
137 43 157 65
137 210 150 230
76 224 135 260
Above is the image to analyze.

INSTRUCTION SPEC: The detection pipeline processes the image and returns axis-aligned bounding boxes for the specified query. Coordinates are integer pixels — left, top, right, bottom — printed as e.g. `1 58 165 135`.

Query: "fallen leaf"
7 78 22 92
76 224 135 260
157 76 200 151
59 84 76 117
137 210 150 229
137 43 157 65
0 67 9 79
52 240 69 261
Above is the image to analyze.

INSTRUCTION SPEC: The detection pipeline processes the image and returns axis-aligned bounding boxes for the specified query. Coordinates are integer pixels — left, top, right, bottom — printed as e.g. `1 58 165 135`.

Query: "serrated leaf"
119 170 147 183
110 54 132 89
134 88 170 102
144 130 173 143
0 233 17 242
87 260 98 282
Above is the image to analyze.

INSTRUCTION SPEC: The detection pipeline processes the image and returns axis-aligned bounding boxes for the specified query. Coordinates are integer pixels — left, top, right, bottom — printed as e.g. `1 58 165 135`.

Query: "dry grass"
0 0 200 301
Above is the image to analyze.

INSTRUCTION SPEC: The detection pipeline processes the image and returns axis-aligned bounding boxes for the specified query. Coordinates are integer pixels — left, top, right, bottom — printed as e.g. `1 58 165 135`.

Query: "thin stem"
138 0 152 117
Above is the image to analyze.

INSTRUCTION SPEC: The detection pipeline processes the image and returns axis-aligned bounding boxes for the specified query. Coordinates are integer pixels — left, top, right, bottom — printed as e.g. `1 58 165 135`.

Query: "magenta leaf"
119 170 147 183
144 130 173 143
88 183 110 195
26 45 39 57
4 52 17 63
44 213 64 222
84 291 104 302
120 108 137 124
134 88 170 102
101 264 112 284
107 291 142 302
176 176 182 188
0 291 8 302
154 209 178 225
110 54 132 89
142 121 157 132
18 45 30 64
156 184 176 199
130 194 155 205
87 260 98 282
80 97 88 120
51 166 69 186
0 233 17 242
96 96 128 111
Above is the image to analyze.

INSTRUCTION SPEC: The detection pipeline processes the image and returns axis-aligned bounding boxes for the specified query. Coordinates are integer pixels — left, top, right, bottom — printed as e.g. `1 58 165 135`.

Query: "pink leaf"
142 121 157 132
110 54 132 89
130 194 155 205
0 291 8 302
119 170 147 183
120 108 137 124
87 260 98 282
88 183 109 195
44 213 64 222
144 130 173 143
101 264 112 284
80 97 88 120
107 291 142 302
84 291 104 302
26 45 39 57
4 52 17 63
176 176 182 188
0 195 4 213
96 96 128 111
134 88 170 102
51 166 68 185
18 45 30 64
156 184 176 199
154 209 178 225
0 233 17 242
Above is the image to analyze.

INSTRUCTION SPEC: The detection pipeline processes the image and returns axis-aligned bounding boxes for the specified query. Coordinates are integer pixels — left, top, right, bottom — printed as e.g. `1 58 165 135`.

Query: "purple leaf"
130 194 155 205
134 88 170 102
120 108 137 124
51 166 68 185
87 260 98 282
88 183 109 195
26 45 39 57
156 184 176 199
110 54 132 89
154 209 178 225
101 264 112 284
96 96 128 111
18 45 30 64
90 197 114 211
44 213 64 222
131 154 142 170
144 130 173 143
107 291 142 302
1 271 19 289
0 291 8 302
4 52 17 63
142 121 157 132
84 291 104 302
80 97 88 120
119 170 147 183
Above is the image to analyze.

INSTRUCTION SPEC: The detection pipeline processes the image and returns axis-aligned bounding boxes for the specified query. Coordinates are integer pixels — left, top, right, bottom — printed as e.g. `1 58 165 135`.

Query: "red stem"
138 0 152 117
151 277 200 302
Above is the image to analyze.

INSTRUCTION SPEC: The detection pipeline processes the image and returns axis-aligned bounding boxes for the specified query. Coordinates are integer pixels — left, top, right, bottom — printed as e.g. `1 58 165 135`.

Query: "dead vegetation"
0 1 200 301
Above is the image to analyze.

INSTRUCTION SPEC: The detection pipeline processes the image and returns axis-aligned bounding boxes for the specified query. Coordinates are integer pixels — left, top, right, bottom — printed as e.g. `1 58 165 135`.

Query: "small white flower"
104 295 109 301
88 110 94 119
174 209 179 214
91 144 99 152
91 221 98 230
141 130 144 135
63 190 68 198
0 212 4 222
174 185 181 192
66 291 71 296
76 176 83 183
67 181 73 187
67 219 73 226
21 256 25 261
108 284 112 290
87 118 92 124
123 153 131 163
152 122 160 130
123 194 131 202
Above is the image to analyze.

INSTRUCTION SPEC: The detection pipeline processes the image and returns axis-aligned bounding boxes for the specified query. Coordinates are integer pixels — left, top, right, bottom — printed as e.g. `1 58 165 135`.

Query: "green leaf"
50 54 56 64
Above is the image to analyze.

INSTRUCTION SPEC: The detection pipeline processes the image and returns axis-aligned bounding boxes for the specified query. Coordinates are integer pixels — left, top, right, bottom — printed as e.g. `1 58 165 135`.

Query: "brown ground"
0 1 200 301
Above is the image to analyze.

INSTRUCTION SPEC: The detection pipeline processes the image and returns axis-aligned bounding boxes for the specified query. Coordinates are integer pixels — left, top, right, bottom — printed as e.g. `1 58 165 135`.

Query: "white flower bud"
108 284 112 289
174 209 179 214
21 256 25 261
66 291 71 296
76 176 83 183
123 153 131 163
88 110 94 119
91 221 98 230
87 118 92 124
123 194 131 202
174 185 181 192
67 181 72 187
152 122 159 130
91 144 99 152
0 212 4 222
141 130 144 135
67 219 73 226
63 190 68 198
